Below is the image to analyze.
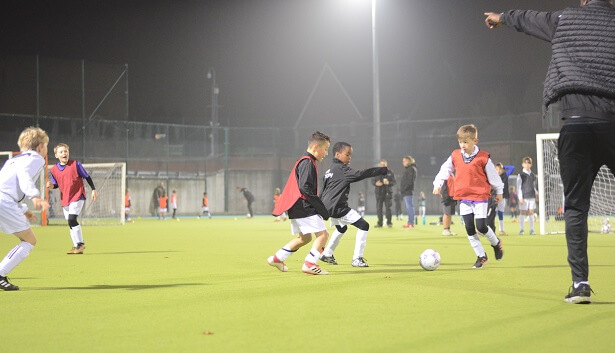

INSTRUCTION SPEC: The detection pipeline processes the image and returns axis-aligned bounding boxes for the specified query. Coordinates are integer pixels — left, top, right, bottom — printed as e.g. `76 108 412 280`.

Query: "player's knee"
352 218 369 231
68 215 79 228
335 225 348 234
475 219 489 234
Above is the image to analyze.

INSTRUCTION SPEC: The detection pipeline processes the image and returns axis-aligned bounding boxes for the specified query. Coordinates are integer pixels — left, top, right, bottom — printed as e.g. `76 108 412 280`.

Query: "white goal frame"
536 133 614 234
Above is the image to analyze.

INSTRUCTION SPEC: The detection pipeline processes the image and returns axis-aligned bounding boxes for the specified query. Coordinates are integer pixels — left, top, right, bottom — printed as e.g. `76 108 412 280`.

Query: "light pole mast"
372 0 381 163
207 68 219 156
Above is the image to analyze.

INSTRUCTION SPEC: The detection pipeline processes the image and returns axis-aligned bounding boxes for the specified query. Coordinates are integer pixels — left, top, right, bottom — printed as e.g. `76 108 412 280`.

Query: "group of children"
0 127 97 290
267 125 536 275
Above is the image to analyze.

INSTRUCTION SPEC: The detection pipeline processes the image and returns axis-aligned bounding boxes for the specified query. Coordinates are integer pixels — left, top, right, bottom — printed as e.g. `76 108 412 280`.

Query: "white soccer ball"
419 249 441 271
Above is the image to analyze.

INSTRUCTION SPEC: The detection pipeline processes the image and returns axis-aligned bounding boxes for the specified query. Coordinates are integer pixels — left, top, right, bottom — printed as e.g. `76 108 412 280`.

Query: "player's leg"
497 199 506 234
67 200 85 254
385 195 393 227
351 217 370 267
403 195 414 227
461 203 487 268
0 205 38 291
302 228 329 275
321 224 346 265
375 196 384 227
475 203 502 261
519 204 527 234
528 203 536 234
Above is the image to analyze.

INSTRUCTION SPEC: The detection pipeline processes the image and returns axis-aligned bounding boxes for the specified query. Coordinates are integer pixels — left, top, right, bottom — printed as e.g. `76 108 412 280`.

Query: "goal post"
47 162 126 226
536 133 614 234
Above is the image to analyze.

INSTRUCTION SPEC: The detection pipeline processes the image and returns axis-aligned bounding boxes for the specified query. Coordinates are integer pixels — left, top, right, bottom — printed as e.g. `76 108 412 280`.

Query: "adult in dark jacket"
400 155 418 228
320 142 387 267
485 0 615 304
238 187 255 218
372 159 396 227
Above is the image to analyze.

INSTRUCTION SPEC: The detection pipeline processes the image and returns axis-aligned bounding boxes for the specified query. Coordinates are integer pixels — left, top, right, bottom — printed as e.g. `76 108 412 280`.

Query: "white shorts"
171 203 177 209
330 209 362 227
290 214 326 235
62 199 85 219
496 198 507 212
0 197 31 234
459 201 489 219
519 198 536 211
159 208 167 213
357 206 365 213
202 206 209 212
125 207 131 213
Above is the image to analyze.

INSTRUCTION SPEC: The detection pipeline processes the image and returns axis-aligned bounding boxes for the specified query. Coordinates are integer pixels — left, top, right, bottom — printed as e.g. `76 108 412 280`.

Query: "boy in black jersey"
320 142 387 267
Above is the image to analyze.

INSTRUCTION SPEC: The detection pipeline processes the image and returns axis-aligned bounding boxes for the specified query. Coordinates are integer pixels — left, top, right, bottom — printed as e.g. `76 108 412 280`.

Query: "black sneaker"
0 276 19 291
472 255 488 269
564 283 593 304
492 238 503 260
320 254 338 265
352 257 369 267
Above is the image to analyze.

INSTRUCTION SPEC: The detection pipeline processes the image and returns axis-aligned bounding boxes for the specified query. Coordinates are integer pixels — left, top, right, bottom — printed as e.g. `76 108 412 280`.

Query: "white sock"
323 229 344 257
574 281 589 288
73 225 84 244
305 249 321 264
520 215 525 231
353 230 368 259
483 226 499 246
529 215 535 232
467 234 485 257
275 247 294 262
499 219 504 232
69 227 78 246
0 242 34 276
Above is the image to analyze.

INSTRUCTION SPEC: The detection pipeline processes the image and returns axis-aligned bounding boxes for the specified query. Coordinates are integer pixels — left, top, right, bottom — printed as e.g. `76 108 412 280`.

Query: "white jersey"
0 150 45 202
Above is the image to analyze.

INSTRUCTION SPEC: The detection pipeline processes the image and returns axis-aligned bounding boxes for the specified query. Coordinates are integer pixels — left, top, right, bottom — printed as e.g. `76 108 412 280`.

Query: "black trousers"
559 118 615 282
376 194 393 226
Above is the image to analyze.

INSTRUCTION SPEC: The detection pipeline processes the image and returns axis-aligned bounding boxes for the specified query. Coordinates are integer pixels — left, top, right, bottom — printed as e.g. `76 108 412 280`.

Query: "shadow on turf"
30 283 207 291
85 250 182 255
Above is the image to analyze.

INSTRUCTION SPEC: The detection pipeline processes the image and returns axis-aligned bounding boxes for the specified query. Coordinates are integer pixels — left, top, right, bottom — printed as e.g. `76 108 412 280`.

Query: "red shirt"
159 196 168 209
451 149 491 201
50 160 86 207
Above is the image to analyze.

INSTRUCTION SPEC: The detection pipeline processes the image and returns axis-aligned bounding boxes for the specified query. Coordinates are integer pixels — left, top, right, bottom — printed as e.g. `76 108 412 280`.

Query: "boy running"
267 131 331 275
47 143 98 254
433 124 504 268
319 142 387 267
0 127 50 290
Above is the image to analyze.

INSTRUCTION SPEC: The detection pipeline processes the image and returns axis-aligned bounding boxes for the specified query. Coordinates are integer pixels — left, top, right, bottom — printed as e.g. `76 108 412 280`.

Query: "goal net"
536 134 615 234
47 162 126 226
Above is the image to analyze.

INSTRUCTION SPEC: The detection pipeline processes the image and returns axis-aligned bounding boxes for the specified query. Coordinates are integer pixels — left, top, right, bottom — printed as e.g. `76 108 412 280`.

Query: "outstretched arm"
484 9 561 42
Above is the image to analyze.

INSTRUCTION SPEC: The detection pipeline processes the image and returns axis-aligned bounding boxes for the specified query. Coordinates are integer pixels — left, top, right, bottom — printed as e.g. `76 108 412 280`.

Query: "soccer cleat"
402 223 415 229
351 257 369 267
301 262 328 275
492 238 504 260
519 230 524 235
472 255 488 269
0 276 19 291
442 229 456 236
564 283 593 304
267 255 288 272
67 243 86 255
529 230 536 235
320 254 338 265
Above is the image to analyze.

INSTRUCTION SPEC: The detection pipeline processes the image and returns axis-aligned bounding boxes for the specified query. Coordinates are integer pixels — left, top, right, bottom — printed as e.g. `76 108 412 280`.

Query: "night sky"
1 0 575 127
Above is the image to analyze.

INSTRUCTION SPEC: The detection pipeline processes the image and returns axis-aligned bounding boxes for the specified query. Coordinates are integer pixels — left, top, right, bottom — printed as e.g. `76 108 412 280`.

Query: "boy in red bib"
433 125 504 269
47 144 98 254
268 131 331 275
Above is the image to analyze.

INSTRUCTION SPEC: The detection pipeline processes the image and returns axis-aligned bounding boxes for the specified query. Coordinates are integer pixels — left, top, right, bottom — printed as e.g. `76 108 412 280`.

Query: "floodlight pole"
207 68 219 156
372 0 381 163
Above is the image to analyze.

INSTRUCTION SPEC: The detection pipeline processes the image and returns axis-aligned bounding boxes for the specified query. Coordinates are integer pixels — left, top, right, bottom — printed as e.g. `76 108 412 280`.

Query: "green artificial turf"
1 216 615 353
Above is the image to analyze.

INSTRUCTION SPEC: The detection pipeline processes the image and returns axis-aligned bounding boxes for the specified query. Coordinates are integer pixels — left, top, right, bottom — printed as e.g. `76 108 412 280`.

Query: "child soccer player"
357 192 366 217
48 143 98 254
517 157 538 235
0 127 50 290
433 124 504 269
418 191 426 225
125 188 133 223
268 131 331 275
495 163 513 235
158 191 168 220
200 192 211 218
170 190 178 219
319 142 387 267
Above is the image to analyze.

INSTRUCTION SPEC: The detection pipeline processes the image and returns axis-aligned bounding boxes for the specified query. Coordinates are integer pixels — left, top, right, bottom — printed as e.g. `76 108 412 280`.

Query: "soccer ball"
602 218 610 234
419 249 441 271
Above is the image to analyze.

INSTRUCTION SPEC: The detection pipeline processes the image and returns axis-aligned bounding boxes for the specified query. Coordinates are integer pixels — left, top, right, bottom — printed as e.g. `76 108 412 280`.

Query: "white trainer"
267 256 288 272
301 262 328 275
